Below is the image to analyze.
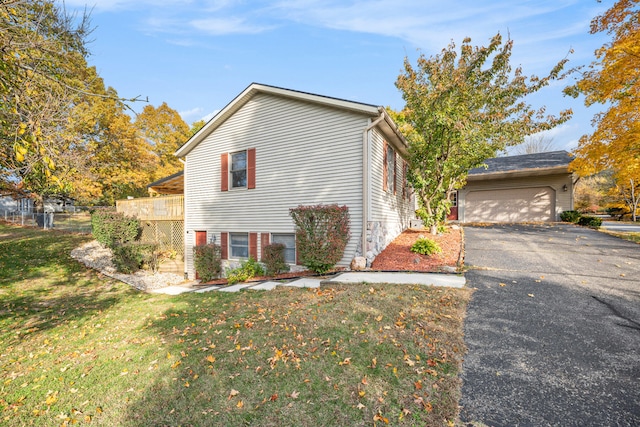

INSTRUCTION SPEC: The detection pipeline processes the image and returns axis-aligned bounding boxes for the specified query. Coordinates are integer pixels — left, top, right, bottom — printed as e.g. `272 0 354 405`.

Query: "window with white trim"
229 232 248 258
272 233 296 264
386 144 395 193
230 151 247 188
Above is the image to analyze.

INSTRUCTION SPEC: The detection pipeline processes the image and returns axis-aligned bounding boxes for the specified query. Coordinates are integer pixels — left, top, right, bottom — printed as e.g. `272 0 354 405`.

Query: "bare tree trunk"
631 179 638 222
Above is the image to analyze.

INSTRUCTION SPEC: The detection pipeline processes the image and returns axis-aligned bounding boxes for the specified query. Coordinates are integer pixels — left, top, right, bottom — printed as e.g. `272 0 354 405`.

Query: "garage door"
465 187 554 223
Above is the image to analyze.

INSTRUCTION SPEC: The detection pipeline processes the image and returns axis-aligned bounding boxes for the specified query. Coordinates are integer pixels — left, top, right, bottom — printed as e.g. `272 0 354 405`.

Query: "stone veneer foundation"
354 221 403 267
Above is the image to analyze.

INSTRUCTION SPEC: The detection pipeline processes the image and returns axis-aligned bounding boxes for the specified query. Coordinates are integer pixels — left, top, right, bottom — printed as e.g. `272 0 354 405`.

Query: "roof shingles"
469 150 573 176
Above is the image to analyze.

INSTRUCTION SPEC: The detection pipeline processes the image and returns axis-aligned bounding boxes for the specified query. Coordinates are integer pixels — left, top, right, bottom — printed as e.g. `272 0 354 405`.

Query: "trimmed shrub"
112 242 159 274
91 209 140 248
289 204 351 274
262 243 290 276
560 210 582 223
226 257 265 285
411 237 442 256
193 244 222 282
577 215 602 229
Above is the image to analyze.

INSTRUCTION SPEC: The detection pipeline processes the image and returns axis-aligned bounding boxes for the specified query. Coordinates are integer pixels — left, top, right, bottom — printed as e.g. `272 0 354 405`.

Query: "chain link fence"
1 207 97 234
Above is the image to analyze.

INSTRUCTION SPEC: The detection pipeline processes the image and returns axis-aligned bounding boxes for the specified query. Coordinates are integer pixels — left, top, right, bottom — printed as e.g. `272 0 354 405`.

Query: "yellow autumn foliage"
568 0 640 217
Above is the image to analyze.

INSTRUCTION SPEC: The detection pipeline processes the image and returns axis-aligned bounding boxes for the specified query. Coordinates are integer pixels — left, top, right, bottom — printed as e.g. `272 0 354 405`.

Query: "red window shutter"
220 232 228 259
393 151 397 195
195 231 207 246
220 153 229 191
402 161 408 199
382 140 388 192
247 148 256 189
249 232 258 259
260 233 270 261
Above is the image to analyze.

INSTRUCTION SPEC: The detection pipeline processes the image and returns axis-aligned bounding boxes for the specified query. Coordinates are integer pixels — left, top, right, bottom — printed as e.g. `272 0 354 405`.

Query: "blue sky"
64 0 609 152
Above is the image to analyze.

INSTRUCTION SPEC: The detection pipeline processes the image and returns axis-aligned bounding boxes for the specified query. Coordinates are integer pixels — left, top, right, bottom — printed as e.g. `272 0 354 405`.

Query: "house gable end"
175 83 383 158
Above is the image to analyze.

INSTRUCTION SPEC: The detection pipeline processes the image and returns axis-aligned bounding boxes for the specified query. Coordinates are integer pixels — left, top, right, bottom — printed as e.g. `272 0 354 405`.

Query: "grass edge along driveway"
0 223 471 426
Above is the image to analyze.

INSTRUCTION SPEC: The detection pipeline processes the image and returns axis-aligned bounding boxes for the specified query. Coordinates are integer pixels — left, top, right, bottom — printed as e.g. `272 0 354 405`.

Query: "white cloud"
201 110 219 122
527 123 580 152
178 107 219 123
70 0 600 56
270 0 582 50
65 0 193 12
190 17 274 35
178 107 204 121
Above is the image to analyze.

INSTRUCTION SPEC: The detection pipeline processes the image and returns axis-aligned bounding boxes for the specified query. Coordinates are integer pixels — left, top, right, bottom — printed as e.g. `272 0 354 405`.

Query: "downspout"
362 114 385 259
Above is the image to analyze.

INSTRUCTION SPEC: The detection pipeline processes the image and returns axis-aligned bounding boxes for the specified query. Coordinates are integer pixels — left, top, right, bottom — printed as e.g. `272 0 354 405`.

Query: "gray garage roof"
469 150 572 178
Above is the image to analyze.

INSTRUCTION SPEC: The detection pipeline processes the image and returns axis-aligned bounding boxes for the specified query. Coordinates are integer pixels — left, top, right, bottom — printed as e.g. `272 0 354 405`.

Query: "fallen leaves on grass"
1 221 472 427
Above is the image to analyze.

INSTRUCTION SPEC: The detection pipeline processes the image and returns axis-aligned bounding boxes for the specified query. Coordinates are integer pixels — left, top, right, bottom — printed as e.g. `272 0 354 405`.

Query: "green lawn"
0 223 471 426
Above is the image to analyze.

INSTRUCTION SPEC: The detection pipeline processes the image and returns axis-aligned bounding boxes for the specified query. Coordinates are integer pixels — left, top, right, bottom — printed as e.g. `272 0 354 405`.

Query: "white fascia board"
466 165 571 181
175 83 381 158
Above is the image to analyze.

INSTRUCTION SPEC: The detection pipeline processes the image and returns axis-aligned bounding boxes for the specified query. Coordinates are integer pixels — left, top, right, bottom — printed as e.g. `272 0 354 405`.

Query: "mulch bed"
370 227 462 272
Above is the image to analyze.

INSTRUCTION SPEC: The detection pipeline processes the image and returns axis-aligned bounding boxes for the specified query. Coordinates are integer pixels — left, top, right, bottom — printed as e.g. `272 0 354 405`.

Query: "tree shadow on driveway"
460 224 640 426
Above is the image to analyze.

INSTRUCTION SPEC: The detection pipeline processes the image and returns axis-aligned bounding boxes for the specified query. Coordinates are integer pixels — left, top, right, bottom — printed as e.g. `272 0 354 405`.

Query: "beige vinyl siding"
368 129 415 250
459 173 573 223
184 93 368 277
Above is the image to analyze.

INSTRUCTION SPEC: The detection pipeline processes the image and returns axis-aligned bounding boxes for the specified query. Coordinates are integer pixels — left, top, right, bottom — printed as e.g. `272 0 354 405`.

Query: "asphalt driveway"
460 223 640 427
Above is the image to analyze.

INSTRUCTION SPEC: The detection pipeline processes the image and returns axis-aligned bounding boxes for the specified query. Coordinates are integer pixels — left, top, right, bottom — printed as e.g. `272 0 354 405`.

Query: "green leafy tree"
0 0 91 203
0 0 147 206
395 33 573 232
189 119 206 136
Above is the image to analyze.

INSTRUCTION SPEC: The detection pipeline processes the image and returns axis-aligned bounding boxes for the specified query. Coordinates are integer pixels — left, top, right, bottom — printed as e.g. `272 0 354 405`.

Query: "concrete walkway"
150 271 465 295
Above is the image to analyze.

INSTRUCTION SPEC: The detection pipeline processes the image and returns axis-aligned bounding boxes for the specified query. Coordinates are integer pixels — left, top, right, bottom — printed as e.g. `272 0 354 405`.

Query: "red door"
194 231 207 279
447 192 459 221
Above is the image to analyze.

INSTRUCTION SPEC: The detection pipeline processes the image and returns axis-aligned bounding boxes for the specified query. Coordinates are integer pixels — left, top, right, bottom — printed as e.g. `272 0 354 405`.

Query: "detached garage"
457 151 574 223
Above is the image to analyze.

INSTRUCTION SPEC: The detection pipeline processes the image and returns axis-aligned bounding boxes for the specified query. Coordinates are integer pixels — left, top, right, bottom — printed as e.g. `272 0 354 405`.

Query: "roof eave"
377 107 409 157
467 165 572 181
174 83 381 158
146 170 185 188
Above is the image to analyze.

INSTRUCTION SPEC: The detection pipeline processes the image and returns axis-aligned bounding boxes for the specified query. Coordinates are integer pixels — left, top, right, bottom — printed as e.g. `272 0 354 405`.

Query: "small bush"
141 244 160 272
91 209 140 248
578 215 602 229
560 210 581 223
606 207 627 220
411 237 442 256
226 257 265 285
290 204 350 274
262 243 290 276
112 242 159 274
193 244 222 282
